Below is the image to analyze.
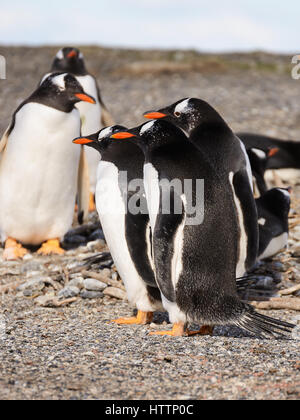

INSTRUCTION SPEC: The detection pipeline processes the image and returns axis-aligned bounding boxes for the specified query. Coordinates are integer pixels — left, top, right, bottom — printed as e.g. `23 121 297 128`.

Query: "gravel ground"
0 47 299 400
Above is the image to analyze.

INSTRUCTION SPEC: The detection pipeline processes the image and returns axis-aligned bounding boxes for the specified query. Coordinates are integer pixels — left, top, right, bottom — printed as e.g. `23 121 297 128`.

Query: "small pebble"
58 286 80 299
83 278 107 292
80 290 104 300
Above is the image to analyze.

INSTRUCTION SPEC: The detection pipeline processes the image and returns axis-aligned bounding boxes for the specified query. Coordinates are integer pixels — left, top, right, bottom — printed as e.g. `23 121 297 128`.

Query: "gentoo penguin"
47 47 114 211
256 188 291 260
239 133 300 186
0 73 96 260
112 120 294 338
73 126 162 324
247 147 279 197
144 98 259 275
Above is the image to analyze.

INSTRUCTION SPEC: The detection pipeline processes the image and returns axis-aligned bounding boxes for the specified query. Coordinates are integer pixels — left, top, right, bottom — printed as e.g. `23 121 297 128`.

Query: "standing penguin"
144 98 259 276
247 147 279 197
256 188 291 260
73 126 162 324
112 120 294 338
0 73 96 260
47 47 114 210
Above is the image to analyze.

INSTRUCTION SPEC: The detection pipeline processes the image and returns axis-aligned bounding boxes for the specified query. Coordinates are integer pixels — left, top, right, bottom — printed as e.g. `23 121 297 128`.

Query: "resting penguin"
239 133 300 187
256 188 291 261
144 98 259 276
247 147 279 197
0 73 96 260
73 126 162 324
44 47 114 211
111 120 294 338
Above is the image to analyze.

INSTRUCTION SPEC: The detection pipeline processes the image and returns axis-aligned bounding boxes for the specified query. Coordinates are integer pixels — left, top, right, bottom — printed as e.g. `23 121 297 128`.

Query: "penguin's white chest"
95 161 147 305
0 103 81 244
76 75 102 191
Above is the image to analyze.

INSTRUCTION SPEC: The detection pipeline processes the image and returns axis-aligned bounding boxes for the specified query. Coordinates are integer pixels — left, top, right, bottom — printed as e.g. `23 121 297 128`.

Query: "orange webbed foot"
112 310 153 325
37 239 65 256
150 323 214 337
89 193 96 212
3 238 28 261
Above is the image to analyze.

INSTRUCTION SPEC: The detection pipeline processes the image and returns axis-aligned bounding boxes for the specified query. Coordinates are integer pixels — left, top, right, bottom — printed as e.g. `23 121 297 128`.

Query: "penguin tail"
235 305 295 339
236 275 258 290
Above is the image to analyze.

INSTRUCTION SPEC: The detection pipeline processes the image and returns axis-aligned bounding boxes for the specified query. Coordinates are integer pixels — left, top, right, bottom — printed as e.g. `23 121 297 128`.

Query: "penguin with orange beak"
0 73 96 260
73 126 162 325
43 47 114 214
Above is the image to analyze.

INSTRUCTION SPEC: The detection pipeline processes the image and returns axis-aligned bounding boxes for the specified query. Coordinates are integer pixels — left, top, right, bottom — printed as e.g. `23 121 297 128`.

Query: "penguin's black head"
109 119 187 153
262 187 292 220
51 47 87 75
248 147 279 174
144 98 223 134
73 125 128 154
38 73 96 111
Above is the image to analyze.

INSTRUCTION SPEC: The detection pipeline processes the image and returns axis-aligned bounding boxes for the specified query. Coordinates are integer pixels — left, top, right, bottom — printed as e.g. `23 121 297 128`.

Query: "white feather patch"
174 99 190 114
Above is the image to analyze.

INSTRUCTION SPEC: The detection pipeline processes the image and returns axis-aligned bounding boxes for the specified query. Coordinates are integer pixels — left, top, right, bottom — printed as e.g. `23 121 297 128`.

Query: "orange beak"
144 112 167 119
73 137 93 145
75 93 96 104
67 50 77 59
111 132 136 139
268 147 279 158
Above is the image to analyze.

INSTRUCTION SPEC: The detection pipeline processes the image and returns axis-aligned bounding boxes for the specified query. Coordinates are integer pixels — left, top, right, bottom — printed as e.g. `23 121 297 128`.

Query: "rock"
80 290 104 300
291 246 300 258
68 277 84 290
58 286 80 299
103 287 127 300
64 234 87 245
34 292 56 307
88 229 105 242
254 276 276 290
83 278 107 292
17 278 46 296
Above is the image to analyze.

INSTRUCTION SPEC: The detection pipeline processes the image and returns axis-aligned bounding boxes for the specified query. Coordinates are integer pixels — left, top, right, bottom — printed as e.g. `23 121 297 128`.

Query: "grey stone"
58 286 80 299
83 278 107 292
68 278 85 290
80 290 104 300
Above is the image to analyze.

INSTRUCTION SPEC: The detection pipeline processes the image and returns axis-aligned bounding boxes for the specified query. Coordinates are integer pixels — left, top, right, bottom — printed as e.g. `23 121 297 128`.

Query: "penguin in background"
144 98 259 276
73 126 162 325
256 188 291 261
45 47 114 211
239 132 300 187
0 73 96 260
247 147 279 197
112 120 294 338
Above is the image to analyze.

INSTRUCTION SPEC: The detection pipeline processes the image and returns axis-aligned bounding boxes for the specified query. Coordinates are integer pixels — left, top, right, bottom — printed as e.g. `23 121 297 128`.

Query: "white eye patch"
40 73 51 85
52 73 68 91
252 148 267 160
258 218 266 226
277 189 291 199
79 52 84 60
98 126 113 140
174 98 190 114
140 121 156 135
56 49 64 60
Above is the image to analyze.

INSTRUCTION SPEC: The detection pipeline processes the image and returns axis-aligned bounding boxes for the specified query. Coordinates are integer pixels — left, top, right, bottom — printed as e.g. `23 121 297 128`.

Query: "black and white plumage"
239 132 300 186
113 119 294 339
256 188 291 260
247 147 279 196
44 47 114 195
144 98 259 276
0 73 95 255
73 126 162 318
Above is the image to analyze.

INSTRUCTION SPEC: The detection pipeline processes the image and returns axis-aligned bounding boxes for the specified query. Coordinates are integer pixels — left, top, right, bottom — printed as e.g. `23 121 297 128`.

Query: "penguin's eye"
174 111 181 118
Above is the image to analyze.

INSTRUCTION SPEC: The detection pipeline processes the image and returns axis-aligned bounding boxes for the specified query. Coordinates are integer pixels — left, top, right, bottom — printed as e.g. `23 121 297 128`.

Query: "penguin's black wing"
233 169 259 272
125 196 158 289
152 187 185 303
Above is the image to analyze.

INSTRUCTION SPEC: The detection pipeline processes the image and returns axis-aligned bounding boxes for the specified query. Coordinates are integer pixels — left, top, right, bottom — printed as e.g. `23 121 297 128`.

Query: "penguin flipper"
152 190 185 303
77 145 90 224
233 170 259 271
